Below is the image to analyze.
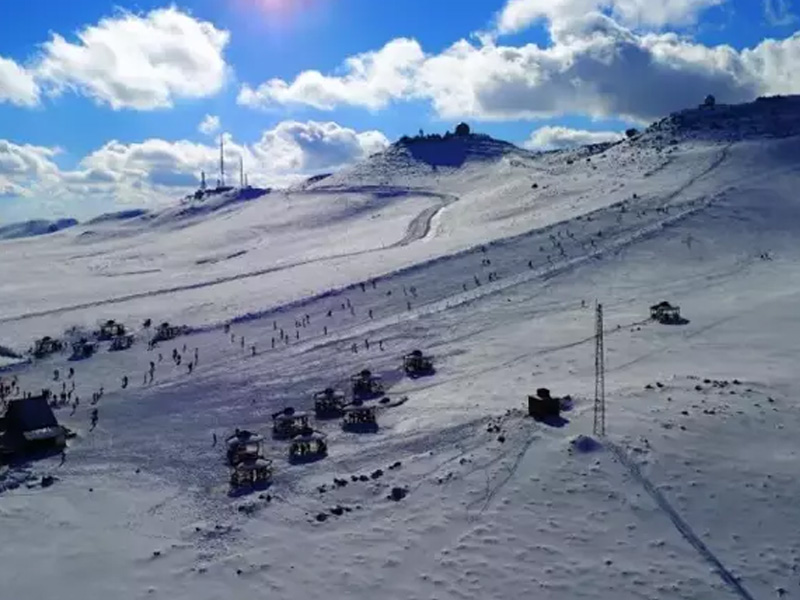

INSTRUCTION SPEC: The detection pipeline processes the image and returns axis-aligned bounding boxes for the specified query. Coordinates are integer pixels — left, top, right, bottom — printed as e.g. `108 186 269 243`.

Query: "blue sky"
0 0 799 222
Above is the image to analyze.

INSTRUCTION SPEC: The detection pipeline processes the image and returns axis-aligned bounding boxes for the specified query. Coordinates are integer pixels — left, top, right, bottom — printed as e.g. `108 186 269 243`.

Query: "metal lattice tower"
593 302 606 437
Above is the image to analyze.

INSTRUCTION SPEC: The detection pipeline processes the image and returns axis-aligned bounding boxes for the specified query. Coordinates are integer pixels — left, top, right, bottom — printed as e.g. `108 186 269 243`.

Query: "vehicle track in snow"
606 441 756 600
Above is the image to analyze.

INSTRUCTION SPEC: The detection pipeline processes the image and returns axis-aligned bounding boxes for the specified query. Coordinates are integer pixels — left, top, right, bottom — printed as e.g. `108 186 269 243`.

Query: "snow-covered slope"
0 217 78 240
2 97 800 600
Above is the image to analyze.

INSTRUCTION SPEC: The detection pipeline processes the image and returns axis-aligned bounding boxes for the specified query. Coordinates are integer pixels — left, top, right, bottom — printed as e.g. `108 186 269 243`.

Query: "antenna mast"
219 136 225 187
593 303 606 437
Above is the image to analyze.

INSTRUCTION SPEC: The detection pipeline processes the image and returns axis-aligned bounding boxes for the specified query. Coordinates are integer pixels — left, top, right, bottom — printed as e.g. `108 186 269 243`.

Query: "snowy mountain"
2 97 800 600
0 217 78 240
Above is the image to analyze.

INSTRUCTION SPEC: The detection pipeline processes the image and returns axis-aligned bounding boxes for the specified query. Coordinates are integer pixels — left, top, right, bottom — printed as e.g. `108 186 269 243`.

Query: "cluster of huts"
28 319 188 365
226 350 435 495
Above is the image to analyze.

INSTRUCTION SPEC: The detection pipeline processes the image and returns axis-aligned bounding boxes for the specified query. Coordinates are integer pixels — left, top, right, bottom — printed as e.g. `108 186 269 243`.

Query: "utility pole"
593 302 606 437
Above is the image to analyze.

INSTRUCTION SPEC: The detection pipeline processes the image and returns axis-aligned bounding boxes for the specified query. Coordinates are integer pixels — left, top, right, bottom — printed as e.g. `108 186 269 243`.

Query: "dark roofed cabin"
1 394 66 459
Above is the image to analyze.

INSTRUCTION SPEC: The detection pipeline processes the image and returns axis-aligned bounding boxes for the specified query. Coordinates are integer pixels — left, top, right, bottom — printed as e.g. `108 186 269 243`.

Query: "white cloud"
238 11 800 123
251 121 390 171
493 0 724 35
238 38 425 110
198 114 221 135
0 121 390 213
0 56 40 107
0 140 60 181
35 7 231 110
523 125 623 149
763 0 797 26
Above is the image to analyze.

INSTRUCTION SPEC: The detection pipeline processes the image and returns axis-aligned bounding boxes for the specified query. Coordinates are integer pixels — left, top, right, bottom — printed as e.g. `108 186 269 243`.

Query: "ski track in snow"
607 441 756 600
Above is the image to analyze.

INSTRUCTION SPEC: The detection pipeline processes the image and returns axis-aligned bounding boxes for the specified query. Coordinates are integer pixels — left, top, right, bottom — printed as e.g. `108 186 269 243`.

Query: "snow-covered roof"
291 431 326 443
226 433 264 448
234 458 272 471
273 411 309 422
343 405 376 414
22 426 63 441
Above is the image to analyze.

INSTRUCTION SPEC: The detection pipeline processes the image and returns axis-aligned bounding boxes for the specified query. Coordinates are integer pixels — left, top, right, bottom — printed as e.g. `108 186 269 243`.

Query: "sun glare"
237 0 321 23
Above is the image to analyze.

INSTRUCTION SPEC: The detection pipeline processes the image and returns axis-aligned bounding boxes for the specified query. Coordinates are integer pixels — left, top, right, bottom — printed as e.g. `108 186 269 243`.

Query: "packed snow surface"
2 98 800 599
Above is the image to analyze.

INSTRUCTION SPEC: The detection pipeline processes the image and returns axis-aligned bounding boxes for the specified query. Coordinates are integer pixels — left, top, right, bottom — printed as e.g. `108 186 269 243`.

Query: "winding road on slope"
0 188 457 324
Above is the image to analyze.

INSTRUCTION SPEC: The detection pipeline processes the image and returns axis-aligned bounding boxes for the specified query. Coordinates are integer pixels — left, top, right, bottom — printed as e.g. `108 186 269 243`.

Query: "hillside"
2 97 800 600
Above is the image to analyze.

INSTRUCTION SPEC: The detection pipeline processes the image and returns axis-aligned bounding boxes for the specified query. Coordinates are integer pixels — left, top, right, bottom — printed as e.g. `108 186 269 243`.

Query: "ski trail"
0 193 456 325
606 441 756 600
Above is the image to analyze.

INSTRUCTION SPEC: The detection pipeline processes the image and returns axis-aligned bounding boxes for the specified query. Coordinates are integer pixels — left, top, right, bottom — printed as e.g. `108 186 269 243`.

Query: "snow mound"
570 435 603 453
310 133 535 188
0 218 78 240
86 209 149 224
0 467 36 494
151 187 271 227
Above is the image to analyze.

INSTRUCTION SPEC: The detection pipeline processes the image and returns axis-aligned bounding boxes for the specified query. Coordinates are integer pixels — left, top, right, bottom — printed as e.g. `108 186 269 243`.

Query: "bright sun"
246 0 318 19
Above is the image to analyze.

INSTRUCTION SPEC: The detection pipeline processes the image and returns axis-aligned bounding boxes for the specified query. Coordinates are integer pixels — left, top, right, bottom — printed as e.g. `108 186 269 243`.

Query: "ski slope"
2 98 800 600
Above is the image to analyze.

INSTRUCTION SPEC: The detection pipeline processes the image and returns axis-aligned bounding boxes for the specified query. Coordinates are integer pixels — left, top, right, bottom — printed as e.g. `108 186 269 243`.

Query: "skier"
323 326 328 336
188 362 193 375
122 375 129 389
368 309 373 319
90 408 98 430
365 339 370 350
212 432 217 446
194 348 199 363
251 345 256 356
68 367 74 379
271 337 275 349
296 330 300 340
379 340 384 351
241 337 245 349
158 353 163 362
407 301 412 311
53 369 59 381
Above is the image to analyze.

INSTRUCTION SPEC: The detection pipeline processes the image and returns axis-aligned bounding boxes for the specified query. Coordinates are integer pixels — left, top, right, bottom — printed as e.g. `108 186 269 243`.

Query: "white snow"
2 97 800 599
